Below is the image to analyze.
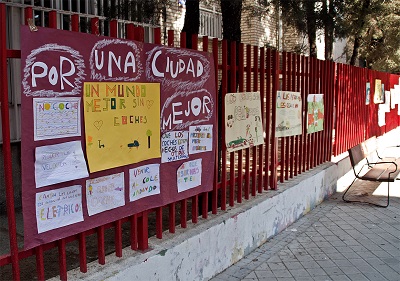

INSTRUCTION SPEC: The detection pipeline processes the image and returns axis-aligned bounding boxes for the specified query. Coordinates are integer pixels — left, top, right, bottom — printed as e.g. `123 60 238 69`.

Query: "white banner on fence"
275 91 302 137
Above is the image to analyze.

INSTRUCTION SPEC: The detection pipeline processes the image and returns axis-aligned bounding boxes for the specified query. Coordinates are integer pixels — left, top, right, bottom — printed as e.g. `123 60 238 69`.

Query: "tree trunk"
324 0 334 60
181 0 200 49
220 0 242 42
350 0 371 65
305 0 317 57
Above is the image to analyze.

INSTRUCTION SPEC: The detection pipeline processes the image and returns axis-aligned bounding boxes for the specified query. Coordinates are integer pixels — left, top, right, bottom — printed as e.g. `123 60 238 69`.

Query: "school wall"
58 162 337 281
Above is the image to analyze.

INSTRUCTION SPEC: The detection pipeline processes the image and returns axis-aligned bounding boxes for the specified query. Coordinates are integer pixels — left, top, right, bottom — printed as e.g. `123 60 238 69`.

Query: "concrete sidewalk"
211 188 400 281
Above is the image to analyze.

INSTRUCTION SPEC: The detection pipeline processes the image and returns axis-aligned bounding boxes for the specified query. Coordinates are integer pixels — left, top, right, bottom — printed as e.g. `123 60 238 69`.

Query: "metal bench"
342 137 400 207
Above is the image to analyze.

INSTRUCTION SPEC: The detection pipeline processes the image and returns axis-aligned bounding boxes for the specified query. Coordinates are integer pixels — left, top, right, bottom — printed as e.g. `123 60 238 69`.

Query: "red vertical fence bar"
264 48 271 190
237 43 245 202
305 57 311 170
280 51 287 183
270 49 279 190
0 3 21 281
229 41 237 206
252 45 259 195
294 54 301 174
244 45 251 198
212 37 219 214
201 35 209 219
300 55 307 172
290 53 296 177
221 39 228 210
284 52 291 181
258 47 265 193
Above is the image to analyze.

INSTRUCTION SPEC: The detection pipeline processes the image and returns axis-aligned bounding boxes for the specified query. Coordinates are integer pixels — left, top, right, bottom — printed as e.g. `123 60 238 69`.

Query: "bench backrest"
348 136 378 167
348 144 367 167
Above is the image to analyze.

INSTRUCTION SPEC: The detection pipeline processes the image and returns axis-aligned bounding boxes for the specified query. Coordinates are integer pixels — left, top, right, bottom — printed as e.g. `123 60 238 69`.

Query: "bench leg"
342 179 390 208
342 177 357 203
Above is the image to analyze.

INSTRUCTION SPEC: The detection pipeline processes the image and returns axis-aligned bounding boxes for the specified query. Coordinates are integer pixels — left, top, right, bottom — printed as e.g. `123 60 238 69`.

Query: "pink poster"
20 26 216 249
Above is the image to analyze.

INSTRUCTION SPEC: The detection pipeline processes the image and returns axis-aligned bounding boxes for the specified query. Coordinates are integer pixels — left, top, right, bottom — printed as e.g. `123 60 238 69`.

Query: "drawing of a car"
228 137 247 149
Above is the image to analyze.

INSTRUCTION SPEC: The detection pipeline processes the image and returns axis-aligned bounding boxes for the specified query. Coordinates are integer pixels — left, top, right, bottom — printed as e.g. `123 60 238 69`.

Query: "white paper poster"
86 172 125 216
378 105 386 127
307 94 324 134
225 92 263 152
36 185 83 233
390 89 396 109
35 141 89 188
177 159 202 193
189 125 213 154
129 164 160 202
275 91 302 137
383 91 391 112
33 97 81 141
161 131 189 163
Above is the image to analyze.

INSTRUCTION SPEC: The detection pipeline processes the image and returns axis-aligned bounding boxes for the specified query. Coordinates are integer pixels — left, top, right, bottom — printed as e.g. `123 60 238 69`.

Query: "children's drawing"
35 185 83 233
177 159 202 193
189 125 213 154
161 131 189 163
86 172 125 216
307 94 324 134
34 141 89 188
33 97 81 141
374 79 384 104
366 82 370 105
83 82 161 172
129 164 160 202
225 92 263 152
275 91 302 137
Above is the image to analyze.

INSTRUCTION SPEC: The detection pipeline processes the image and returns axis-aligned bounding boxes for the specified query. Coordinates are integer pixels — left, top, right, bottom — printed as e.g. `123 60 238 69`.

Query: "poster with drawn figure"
33 97 81 141
365 82 370 105
83 82 161 172
307 94 324 134
34 141 89 188
374 79 383 103
86 172 125 216
177 159 202 193
225 92 263 152
36 185 83 233
161 131 189 163
189 125 213 154
129 164 160 202
275 91 302 137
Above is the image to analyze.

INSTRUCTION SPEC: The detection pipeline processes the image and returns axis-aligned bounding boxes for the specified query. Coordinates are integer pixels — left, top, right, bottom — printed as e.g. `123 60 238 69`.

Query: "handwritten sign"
83 82 161 172
225 92 263 152
34 141 88 188
275 91 302 137
177 159 202 193
86 172 125 216
36 185 83 233
189 125 213 154
161 131 189 163
33 97 81 141
307 94 324 134
129 164 160 202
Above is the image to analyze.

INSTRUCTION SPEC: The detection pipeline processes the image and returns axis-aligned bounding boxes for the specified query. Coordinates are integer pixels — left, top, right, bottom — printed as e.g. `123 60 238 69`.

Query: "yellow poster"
84 82 160 172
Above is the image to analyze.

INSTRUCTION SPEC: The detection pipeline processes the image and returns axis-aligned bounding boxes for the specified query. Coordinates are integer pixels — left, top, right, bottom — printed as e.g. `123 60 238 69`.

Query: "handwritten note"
36 185 83 233
225 92 263 152
177 159 202 193
129 164 160 202
33 97 81 141
189 125 213 154
83 82 161 172
276 91 302 137
161 131 189 163
86 172 125 216
35 141 88 188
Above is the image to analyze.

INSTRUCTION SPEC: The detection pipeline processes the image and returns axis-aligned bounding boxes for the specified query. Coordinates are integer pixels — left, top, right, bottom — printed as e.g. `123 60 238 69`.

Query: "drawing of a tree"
146 129 152 148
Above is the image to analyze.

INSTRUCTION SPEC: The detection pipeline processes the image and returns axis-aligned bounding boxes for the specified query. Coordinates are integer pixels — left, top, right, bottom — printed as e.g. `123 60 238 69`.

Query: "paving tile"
254 269 275 279
305 267 327 277
345 273 370 281
288 268 310 277
272 269 292 278
300 260 320 269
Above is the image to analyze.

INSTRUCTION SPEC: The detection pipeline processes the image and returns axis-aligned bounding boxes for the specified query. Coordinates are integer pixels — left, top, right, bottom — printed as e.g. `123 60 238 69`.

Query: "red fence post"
270 50 279 190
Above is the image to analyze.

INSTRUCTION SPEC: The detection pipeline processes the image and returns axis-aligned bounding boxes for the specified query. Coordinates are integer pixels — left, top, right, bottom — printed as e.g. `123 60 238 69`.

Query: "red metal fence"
1 3 399 280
